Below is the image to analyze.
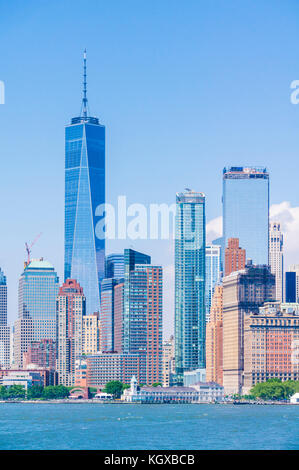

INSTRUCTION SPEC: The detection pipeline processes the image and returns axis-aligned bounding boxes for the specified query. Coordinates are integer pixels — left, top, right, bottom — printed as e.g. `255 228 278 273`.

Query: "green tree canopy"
250 379 299 400
27 385 44 399
0 385 8 399
103 381 125 398
6 385 26 399
42 385 69 399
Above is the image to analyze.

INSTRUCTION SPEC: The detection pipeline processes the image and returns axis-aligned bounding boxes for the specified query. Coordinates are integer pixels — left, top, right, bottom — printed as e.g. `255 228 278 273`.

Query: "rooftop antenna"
81 49 89 118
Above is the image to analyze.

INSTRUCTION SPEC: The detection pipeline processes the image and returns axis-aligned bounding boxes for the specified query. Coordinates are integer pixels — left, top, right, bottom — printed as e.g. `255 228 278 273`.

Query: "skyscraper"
206 285 223 385
123 248 151 355
57 279 86 386
222 263 275 394
113 282 124 354
205 245 221 322
64 51 105 315
224 238 246 276
0 268 7 325
175 190 206 384
105 254 124 280
0 268 10 368
14 259 59 368
100 277 123 352
123 249 163 384
129 264 163 385
222 167 269 266
269 222 283 302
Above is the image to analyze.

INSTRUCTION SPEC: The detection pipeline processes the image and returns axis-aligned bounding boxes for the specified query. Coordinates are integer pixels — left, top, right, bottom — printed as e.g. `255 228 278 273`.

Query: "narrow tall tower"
0 268 10 368
64 51 105 314
269 222 283 302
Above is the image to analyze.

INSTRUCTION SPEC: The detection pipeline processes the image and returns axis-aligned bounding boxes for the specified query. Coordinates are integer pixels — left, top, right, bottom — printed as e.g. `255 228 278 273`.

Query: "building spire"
81 49 89 118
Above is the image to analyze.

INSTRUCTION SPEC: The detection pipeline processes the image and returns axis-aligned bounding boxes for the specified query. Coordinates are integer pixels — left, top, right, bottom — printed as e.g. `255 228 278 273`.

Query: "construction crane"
25 233 42 268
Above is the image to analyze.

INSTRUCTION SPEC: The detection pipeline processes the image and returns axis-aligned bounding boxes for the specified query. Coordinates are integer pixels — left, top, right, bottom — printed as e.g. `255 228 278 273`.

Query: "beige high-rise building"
13 317 33 369
206 285 223 385
82 313 100 355
269 222 283 302
162 335 175 387
57 279 86 386
222 263 275 395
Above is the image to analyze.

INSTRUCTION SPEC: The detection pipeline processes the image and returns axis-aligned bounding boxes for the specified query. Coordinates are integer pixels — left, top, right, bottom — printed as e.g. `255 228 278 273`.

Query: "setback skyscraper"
123 249 163 384
64 51 105 315
175 190 206 384
269 222 283 302
222 167 269 266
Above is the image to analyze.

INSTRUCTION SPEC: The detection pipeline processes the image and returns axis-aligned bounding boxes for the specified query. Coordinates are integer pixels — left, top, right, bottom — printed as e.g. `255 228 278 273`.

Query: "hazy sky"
1 0 299 337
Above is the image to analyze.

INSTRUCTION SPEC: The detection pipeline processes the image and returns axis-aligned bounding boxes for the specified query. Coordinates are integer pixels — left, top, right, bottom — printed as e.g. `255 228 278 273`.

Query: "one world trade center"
64 50 105 314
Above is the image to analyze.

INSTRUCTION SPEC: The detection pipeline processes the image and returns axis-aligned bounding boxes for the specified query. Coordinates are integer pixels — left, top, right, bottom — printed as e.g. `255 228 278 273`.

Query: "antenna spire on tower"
81 48 89 118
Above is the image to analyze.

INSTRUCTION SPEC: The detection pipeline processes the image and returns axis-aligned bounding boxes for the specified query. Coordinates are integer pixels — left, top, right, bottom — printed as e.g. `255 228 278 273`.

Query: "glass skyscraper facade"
14 259 59 367
222 166 269 265
0 268 7 326
64 54 105 315
0 268 9 368
205 245 221 323
18 260 59 341
123 249 151 355
105 254 125 280
175 190 206 384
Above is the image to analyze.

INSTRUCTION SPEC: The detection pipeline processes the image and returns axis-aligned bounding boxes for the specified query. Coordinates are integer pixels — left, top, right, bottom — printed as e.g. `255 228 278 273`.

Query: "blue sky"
1 0 299 336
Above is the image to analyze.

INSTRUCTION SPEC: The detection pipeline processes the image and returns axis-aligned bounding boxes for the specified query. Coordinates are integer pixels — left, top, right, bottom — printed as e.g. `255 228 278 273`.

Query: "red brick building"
113 282 124 353
224 238 246 276
23 339 56 370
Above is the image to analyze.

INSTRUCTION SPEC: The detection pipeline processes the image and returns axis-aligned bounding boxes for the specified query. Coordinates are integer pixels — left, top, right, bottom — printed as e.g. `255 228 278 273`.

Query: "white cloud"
206 216 222 244
270 202 299 268
205 201 299 267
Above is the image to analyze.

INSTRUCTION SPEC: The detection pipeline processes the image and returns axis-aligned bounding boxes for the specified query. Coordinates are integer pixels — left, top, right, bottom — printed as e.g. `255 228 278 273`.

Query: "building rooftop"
223 166 269 179
141 386 197 392
26 259 54 270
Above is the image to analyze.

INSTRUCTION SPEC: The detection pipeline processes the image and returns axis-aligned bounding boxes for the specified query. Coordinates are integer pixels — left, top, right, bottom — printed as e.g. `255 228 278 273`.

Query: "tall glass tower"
222 166 269 266
14 259 59 368
64 51 105 314
175 190 206 384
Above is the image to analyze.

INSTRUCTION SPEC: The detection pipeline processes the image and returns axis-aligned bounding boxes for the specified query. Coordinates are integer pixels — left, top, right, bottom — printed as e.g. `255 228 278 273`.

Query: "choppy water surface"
0 403 298 450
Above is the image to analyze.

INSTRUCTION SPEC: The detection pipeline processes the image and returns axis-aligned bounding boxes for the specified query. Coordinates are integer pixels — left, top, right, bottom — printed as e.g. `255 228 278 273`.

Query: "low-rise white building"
290 393 299 404
122 376 224 403
1 371 33 390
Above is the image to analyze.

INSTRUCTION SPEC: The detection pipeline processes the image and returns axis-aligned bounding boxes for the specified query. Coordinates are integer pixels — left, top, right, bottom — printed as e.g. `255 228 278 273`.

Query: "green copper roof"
26 259 54 270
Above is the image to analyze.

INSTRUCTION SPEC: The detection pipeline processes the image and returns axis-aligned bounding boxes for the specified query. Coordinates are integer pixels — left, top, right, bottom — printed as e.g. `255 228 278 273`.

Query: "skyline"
2 1 299 337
